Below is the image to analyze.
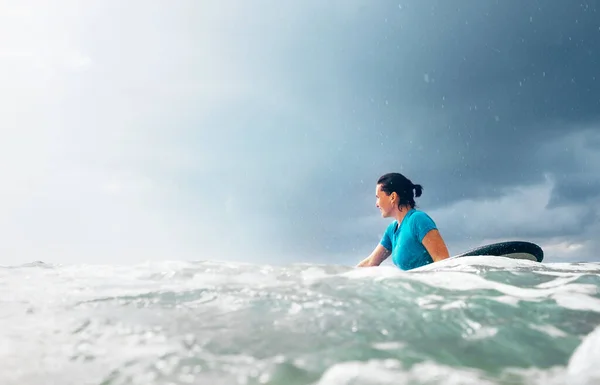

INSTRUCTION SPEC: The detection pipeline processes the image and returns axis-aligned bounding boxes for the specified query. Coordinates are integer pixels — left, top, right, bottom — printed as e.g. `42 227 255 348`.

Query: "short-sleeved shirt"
380 209 437 270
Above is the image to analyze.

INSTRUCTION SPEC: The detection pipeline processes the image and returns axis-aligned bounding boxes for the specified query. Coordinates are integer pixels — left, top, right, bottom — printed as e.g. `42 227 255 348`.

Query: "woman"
356 172 450 270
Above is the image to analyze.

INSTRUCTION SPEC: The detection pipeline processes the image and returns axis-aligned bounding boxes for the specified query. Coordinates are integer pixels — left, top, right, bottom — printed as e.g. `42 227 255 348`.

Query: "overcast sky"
1 1 599 266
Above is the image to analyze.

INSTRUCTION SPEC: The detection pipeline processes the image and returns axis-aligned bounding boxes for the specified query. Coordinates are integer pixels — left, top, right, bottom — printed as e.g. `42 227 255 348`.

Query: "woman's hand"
356 244 391 267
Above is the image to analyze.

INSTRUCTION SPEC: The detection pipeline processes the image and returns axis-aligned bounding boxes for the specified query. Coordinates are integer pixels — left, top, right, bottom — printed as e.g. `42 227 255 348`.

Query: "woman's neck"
394 205 413 224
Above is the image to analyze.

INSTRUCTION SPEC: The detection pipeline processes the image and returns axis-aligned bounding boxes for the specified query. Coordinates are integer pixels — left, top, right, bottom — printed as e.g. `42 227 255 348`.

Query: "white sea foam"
567 325 600 385
1 258 599 385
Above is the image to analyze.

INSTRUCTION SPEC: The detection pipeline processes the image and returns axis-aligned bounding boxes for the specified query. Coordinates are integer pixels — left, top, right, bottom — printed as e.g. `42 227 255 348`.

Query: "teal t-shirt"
380 209 437 270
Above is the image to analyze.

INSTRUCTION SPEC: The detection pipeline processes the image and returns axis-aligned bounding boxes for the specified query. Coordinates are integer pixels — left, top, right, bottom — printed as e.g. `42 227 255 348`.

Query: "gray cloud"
0 1 598 266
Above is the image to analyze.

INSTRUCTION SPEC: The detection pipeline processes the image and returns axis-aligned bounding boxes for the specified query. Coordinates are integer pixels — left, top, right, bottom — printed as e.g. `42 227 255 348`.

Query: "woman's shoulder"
408 209 437 224
407 209 438 239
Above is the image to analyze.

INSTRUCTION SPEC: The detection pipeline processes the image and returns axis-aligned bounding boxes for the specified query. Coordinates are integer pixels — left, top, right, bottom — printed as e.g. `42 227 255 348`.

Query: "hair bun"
412 183 423 198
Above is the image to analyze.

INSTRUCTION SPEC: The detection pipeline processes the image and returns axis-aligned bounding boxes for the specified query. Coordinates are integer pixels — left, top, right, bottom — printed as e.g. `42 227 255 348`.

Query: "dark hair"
377 172 423 209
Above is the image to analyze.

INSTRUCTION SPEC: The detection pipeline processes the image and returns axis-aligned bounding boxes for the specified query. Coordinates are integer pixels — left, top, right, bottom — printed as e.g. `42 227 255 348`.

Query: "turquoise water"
2 257 600 385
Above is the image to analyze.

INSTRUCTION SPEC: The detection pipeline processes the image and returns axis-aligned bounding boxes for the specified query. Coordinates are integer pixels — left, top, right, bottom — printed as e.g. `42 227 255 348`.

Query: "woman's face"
375 184 396 217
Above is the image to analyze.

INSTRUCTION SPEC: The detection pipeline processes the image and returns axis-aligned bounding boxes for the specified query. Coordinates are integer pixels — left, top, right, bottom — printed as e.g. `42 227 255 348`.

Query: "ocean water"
2 256 600 385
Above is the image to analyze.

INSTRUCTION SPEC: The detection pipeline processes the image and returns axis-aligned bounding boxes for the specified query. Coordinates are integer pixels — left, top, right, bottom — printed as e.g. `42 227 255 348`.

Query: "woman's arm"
421 229 450 262
356 244 391 267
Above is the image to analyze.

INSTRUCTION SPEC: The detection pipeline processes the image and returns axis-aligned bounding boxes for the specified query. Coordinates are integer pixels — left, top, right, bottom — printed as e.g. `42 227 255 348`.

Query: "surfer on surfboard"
356 172 450 270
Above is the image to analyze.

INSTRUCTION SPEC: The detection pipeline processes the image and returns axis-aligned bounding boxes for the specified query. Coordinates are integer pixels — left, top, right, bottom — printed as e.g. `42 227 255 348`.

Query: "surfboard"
453 241 544 262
